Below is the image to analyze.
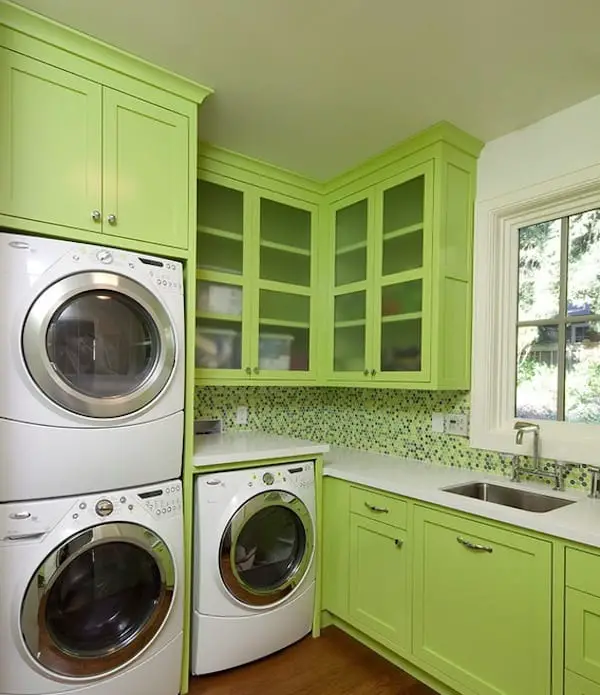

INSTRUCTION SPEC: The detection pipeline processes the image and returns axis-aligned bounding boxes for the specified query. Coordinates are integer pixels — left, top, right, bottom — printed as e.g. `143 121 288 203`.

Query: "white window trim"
471 162 600 465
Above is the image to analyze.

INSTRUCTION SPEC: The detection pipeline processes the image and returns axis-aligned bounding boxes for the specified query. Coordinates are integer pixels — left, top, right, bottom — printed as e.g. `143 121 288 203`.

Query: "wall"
477 93 600 203
195 386 590 491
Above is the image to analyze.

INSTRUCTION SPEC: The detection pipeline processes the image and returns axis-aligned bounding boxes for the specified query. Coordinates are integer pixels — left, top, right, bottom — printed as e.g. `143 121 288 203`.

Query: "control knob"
95 499 114 517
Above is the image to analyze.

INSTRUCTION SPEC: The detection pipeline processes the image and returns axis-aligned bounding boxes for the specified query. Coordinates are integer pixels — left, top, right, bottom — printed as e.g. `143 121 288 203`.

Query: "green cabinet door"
321 477 350 620
328 193 374 382
0 48 102 232
565 671 600 695
372 163 433 384
413 506 552 695
348 514 410 654
195 177 251 381
102 88 189 249
566 588 600 685
252 193 317 381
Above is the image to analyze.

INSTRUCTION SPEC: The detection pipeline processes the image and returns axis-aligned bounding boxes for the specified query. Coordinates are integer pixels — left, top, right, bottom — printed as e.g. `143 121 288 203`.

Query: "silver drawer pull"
4 532 45 541
457 536 493 553
364 502 389 513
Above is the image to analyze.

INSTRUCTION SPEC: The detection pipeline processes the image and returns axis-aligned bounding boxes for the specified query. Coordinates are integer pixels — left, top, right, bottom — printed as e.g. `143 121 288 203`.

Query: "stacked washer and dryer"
0 232 186 695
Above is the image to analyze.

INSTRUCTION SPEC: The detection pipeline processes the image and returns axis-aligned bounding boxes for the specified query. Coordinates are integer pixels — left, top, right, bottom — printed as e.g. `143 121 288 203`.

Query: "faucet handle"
514 421 540 431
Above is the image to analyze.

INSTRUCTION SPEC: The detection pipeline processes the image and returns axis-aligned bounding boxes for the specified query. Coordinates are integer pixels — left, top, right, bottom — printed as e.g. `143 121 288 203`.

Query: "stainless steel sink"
442 482 575 513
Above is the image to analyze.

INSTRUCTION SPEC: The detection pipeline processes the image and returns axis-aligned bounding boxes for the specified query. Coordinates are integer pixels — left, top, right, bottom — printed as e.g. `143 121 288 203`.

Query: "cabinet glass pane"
195 318 241 370
259 199 311 287
383 176 424 233
197 233 243 274
334 291 366 372
197 181 244 274
258 290 309 371
260 246 310 286
381 318 422 372
196 281 242 318
381 280 422 318
382 229 423 276
260 198 311 250
197 180 244 235
335 200 368 287
382 176 424 277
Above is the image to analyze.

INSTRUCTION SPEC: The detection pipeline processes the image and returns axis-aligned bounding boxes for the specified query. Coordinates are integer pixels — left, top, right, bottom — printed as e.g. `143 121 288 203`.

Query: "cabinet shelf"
198 224 243 242
260 240 310 256
381 311 422 324
336 240 368 256
259 318 310 329
382 222 423 241
334 319 366 328
196 311 241 323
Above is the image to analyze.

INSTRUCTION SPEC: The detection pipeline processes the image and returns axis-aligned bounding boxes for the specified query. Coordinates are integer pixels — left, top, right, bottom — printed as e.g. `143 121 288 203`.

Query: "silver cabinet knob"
91 210 101 222
245 367 252 375
371 369 377 376
253 367 260 375
363 369 369 376
107 213 117 225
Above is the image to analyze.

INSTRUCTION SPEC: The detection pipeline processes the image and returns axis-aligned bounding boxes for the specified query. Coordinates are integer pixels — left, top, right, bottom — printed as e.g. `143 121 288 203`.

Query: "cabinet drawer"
567 548 600 598
566 588 600 684
349 486 406 528
565 670 600 695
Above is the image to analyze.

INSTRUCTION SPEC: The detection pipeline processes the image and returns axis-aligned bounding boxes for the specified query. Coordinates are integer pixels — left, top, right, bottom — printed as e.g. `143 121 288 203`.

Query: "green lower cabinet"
322 477 350 620
566 588 600 684
412 506 552 695
348 514 410 654
565 671 600 695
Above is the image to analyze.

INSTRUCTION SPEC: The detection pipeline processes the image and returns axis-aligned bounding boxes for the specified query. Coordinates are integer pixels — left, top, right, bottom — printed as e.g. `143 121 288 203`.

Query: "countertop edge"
324 465 600 550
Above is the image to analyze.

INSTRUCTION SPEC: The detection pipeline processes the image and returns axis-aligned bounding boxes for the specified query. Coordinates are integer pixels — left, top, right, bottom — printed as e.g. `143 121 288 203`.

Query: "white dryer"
0 231 185 501
192 461 316 674
0 479 184 695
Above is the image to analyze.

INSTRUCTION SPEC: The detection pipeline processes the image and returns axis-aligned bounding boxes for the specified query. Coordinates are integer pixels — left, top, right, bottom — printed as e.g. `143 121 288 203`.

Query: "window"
516 210 600 424
471 174 600 465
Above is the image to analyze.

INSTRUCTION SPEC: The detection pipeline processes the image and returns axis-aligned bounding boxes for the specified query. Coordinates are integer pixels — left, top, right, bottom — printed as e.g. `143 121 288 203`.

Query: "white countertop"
193 432 329 468
325 447 600 548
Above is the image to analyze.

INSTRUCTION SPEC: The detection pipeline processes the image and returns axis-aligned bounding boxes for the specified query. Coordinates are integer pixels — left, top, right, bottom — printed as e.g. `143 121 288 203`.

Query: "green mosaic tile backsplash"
194 386 590 492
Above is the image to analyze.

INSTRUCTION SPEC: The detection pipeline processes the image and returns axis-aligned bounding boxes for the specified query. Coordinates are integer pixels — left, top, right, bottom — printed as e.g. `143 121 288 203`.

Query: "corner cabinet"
195 173 319 384
324 130 481 389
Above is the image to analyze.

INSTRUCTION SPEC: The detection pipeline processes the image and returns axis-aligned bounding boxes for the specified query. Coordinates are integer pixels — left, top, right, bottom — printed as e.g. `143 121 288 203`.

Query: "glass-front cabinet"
327 163 432 384
196 175 317 382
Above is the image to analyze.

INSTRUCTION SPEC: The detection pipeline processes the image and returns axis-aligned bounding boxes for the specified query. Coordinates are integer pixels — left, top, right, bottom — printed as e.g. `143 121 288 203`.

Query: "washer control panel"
69 244 183 294
245 461 314 491
138 482 182 518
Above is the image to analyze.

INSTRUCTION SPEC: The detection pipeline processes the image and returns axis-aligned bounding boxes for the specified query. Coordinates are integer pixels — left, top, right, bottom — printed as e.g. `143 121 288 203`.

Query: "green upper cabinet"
195 171 319 384
0 49 102 233
102 89 189 248
327 164 433 385
413 505 552 695
325 126 481 389
0 10 211 253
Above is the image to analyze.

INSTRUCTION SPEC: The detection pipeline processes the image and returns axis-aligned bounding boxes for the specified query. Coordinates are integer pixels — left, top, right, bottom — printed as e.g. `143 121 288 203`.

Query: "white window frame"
471 163 600 465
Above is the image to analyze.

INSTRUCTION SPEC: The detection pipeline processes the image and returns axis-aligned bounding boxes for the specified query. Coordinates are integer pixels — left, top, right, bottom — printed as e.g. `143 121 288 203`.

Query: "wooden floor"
189 626 437 695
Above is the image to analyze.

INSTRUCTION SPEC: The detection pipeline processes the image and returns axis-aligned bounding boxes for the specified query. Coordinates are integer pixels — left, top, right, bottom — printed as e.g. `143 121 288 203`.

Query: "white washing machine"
192 461 316 674
0 478 184 695
0 231 185 502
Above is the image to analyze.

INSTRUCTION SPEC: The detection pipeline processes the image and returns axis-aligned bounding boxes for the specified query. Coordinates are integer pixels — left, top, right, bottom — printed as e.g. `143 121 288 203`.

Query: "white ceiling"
12 0 600 180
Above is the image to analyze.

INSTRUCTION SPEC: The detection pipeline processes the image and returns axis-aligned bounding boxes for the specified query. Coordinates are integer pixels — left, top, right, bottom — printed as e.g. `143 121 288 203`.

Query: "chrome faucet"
512 421 566 490
514 421 540 463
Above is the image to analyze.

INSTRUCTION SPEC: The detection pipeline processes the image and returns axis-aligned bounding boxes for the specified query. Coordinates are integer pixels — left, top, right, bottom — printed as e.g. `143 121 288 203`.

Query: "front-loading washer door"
22 272 176 418
21 522 175 678
219 491 314 608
